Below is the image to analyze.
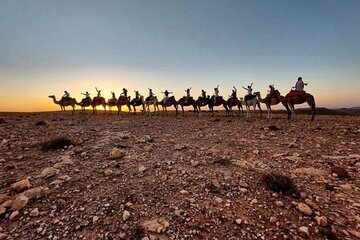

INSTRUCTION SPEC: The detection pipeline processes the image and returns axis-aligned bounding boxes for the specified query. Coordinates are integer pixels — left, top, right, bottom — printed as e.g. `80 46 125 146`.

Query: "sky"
0 0 359 112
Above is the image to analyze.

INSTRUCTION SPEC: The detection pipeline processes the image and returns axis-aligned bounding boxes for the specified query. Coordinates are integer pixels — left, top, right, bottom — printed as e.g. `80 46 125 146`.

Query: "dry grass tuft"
35 121 47 126
41 136 74 151
269 125 279 131
262 172 298 196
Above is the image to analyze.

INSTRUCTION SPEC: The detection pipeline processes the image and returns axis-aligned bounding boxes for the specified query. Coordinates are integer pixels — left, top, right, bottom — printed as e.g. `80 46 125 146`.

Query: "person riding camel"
293 77 307 92
201 89 206 99
134 90 142 100
230 86 237 104
81 91 90 99
120 88 128 98
146 88 155 101
213 85 219 102
242 83 254 101
62 91 70 100
185 87 192 103
95 87 101 97
161 90 173 104
267 85 276 99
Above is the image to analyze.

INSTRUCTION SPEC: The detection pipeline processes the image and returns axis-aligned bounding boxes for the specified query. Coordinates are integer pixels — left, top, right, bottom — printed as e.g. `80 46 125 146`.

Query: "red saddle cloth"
286 91 306 98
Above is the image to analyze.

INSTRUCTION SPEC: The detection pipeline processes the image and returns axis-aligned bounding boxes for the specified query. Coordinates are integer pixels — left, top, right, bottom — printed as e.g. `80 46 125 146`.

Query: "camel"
107 98 117 114
77 97 92 114
208 96 229 117
158 96 179 116
91 97 107 115
177 97 198 115
254 91 283 118
280 91 316 121
226 97 243 116
49 95 77 115
196 96 209 116
130 96 146 114
145 96 160 116
240 95 262 118
117 96 132 115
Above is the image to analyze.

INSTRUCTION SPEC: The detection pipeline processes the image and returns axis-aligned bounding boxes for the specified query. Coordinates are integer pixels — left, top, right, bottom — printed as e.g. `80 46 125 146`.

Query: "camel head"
254 91 260 95
48 95 55 98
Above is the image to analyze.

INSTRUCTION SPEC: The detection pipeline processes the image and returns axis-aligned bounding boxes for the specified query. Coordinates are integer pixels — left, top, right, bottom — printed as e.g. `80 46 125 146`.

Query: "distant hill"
269 107 360 116
332 106 360 115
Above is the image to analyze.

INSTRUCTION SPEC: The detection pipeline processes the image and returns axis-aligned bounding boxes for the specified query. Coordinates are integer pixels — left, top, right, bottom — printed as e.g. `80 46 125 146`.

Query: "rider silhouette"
293 77 307 92
242 83 254 101
95 87 101 97
212 85 219 102
81 91 90 99
201 89 206 99
120 88 128 98
62 91 70 100
185 88 192 103
161 90 172 104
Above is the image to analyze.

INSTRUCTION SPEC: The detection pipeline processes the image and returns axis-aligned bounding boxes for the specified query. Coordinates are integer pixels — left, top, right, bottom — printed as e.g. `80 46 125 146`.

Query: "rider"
293 77 307 92
120 88 128 98
95 87 101 97
134 90 141 100
212 85 219 102
81 91 90 99
230 86 237 104
161 90 172 104
266 84 276 99
242 83 253 101
62 91 70 100
185 87 192 103
201 89 206 99
146 88 154 101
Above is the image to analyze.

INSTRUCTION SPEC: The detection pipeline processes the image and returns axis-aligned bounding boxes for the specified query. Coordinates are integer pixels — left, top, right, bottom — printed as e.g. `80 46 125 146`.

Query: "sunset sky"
0 0 359 112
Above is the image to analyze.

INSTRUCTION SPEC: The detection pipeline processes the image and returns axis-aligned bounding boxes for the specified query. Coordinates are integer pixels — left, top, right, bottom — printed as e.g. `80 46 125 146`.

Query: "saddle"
82 97 91 104
244 94 256 101
286 90 306 98
145 96 154 102
61 97 72 102
108 98 116 104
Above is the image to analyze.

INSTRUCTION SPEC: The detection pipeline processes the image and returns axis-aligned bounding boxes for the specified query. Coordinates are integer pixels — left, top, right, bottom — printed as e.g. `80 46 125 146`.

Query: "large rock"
40 167 59 178
0 206 6 215
9 210 19 221
141 218 170 233
21 187 46 199
297 203 312 216
109 147 125 159
0 194 9 204
11 195 29 211
330 166 350 179
122 210 130 221
10 179 31 191
53 155 74 169
294 167 327 176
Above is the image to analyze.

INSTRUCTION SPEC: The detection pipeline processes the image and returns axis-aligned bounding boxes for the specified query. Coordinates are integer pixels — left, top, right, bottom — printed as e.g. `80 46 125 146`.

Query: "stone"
93 216 99 223
11 195 29 211
239 188 248 193
0 206 6 215
21 187 46 199
123 210 130 221
348 230 360 238
9 210 19 221
174 143 187 150
299 226 309 236
30 208 39 217
53 155 74 168
250 199 258 205
0 194 9 204
190 160 200 167
50 180 64 186
141 218 170 233
57 175 71 181
297 203 312 216
294 167 327 176
214 197 223 204
40 167 59 178
315 216 328 226
330 166 350 179
10 179 31 191
109 147 125 159
269 216 277 223
275 201 284 207
180 190 189 195
104 169 113 176
0 233 8 240
212 179 221 189
235 219 242 225
340 184 352 190
139 165 147 172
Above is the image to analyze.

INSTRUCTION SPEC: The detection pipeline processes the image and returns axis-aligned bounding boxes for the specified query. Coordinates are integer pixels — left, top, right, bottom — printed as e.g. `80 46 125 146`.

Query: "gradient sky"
0 0 359 112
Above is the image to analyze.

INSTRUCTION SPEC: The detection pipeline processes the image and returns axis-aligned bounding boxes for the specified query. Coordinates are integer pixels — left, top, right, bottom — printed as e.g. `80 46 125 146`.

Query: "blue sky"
0 0 359 111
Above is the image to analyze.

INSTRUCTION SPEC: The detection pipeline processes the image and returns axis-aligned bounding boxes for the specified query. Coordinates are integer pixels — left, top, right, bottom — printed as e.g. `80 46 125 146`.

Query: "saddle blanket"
244 95 256 101
286 91 306 98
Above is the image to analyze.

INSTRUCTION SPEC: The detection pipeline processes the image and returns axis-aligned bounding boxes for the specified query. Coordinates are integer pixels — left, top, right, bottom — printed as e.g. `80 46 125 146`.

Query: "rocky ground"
0 111 359 240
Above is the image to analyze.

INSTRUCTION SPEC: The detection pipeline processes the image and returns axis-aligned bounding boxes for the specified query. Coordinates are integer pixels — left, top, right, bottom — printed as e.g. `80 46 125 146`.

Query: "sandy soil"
0 111 359 240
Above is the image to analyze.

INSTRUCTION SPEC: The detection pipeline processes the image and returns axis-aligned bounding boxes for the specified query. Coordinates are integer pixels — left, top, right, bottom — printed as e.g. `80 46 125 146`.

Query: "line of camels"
49 89 316 121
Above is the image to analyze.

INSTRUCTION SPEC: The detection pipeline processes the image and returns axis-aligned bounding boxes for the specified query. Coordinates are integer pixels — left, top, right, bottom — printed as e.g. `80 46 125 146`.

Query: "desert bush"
41 136 74 151
35 121 47 126
262 172 298 196
269 125 279 131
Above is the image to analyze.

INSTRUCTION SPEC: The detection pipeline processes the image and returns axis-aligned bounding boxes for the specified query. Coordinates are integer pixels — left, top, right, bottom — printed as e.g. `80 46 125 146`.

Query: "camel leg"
306 95 316 121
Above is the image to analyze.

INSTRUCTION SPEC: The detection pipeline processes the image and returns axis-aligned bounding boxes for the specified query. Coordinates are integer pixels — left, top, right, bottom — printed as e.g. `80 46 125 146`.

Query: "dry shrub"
330 166 350 179
41 136 74 151
269 125 279 131
262 172 299 196
130 225 147 240
35 121 47 126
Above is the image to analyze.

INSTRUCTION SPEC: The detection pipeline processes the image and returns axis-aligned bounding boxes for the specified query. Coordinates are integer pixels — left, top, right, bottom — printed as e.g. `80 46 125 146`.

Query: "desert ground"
0 110 359 240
